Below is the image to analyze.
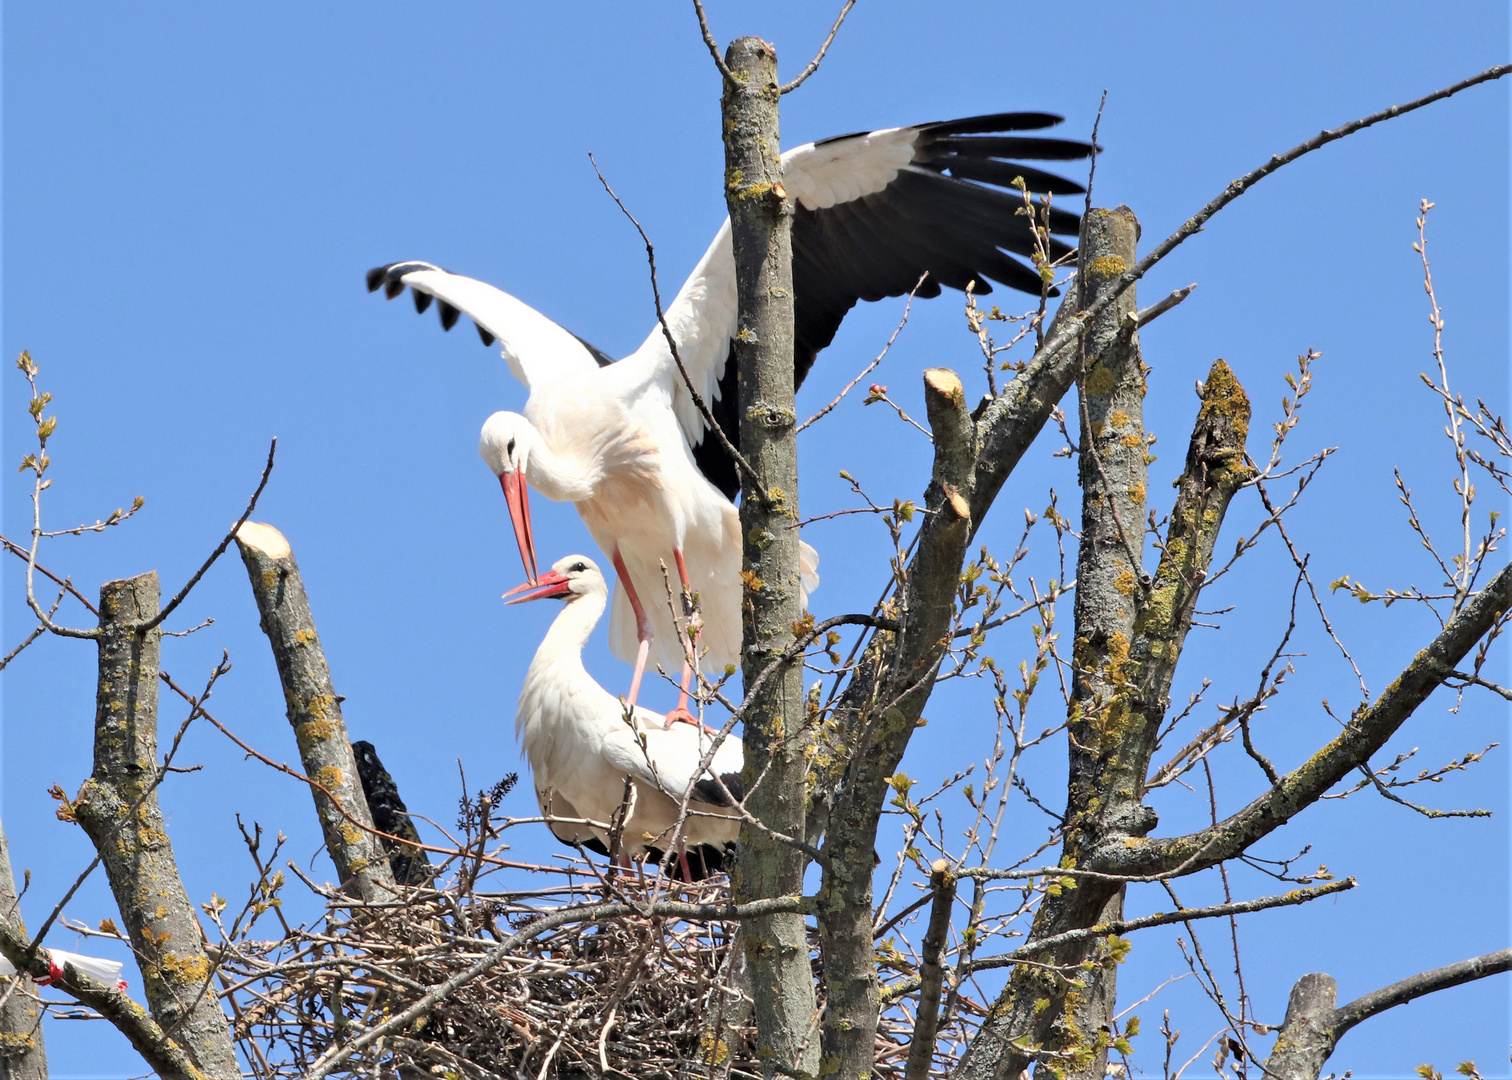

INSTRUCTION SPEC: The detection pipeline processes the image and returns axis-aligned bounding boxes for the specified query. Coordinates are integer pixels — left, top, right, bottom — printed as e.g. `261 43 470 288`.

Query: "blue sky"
3 3 1508 1076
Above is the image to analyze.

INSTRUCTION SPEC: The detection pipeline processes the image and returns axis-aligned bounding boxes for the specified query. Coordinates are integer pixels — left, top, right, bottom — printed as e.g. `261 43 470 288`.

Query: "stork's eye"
506 437 517 457
569 561 588 573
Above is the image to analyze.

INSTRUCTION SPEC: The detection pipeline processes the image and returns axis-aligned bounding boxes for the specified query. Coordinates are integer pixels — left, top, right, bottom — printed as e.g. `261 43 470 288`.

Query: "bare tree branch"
778 0 857 93
690 0 737 84
70 573 241 1078
1108 559 1511 878
0 913 200 1080
234 522 397 901
135 438 275 634
1027 64 1512 402
903 859 958 1080
1265 949 1512 1080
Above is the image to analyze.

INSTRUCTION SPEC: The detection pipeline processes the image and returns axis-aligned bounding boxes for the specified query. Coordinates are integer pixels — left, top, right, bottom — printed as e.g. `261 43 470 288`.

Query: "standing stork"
370 112 1092 715
508 554 744 881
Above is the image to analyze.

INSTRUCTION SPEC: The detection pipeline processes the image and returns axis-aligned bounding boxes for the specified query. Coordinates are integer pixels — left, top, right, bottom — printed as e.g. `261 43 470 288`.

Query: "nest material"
223 865 754 1079
217 854 949 1079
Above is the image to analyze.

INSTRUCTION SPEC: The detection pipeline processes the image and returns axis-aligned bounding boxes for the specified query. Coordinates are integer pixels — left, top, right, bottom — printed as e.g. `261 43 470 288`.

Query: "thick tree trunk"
956 209 1146 1080
817 367 976 1078
722 37 819 1079
235 523 396 901
0 818 46 1080
962 210 1253 1080
1058 205 1149 1080
72 573 240 1079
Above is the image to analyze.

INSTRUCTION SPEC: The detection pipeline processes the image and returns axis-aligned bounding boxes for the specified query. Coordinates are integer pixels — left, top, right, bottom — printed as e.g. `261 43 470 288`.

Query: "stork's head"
503 554 605 605
479 411 540 584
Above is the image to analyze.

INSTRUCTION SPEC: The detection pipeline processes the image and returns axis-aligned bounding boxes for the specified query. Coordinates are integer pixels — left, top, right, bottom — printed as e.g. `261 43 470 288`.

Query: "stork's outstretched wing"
366 261 614 389
640 112 1092 499
366 114 1093 500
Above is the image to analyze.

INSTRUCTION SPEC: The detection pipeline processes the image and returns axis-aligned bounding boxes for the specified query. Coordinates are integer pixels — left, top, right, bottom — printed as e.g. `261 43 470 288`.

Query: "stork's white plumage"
371 112 1092 708
510 555 744 880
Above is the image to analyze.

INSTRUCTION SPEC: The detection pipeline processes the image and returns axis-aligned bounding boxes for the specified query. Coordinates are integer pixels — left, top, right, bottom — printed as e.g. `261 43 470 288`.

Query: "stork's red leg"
611 546 654 709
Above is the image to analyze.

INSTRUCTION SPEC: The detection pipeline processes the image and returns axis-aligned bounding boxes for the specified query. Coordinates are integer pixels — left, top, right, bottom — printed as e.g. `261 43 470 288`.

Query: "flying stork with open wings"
369 112 1091 719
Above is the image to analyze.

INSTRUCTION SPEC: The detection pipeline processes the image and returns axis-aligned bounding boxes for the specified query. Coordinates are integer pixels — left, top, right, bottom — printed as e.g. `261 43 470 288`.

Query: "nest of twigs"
203 776 955 1079
227 872 752 1078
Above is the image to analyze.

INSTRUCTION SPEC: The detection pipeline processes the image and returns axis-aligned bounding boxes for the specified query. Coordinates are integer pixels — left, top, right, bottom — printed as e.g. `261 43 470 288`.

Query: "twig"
778 0 858 94
0 535 97 614
797 275 924 433
690 0 738 84
136 437 276 633
588 153 762 487
1130 284 1198 331
880 878 1355 1003
1032 64 1512 386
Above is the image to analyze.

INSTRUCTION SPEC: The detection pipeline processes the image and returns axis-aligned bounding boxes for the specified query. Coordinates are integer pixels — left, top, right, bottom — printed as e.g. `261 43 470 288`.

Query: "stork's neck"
521 425 598 503
528 588 608 683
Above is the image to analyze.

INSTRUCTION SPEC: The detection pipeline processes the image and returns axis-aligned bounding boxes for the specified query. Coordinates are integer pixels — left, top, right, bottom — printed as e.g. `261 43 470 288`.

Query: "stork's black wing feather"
690 113 1092 500
790 114 1090 378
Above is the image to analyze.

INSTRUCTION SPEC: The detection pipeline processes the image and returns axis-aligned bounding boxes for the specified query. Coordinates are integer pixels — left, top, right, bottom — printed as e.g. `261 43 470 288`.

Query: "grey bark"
902 859 958 1080
721 38 819 1079
818 366 977 1078
1055 205 1149 1080
1265 973 1337 1080
72 573 240 1079
0 817 46 1080
234 523 396 901
1266 950 1512 1080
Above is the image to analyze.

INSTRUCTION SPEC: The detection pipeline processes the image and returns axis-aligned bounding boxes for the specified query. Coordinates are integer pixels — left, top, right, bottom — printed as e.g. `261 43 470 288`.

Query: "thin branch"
1331 947 1511 1040
1112 559 1512 877
0 535 98 614
588 153 762 486
778 0 858 94
135 437 276 633
1447 668 1512 700
1130 284 1198 332
1031 64 1512 385
690 0 737 84
797 274 924 432
881 878 1355 1003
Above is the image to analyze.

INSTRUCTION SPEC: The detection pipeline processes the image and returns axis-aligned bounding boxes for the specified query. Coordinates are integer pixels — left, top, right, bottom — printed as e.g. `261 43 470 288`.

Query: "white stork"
371 112 1091 716
508 554 744 880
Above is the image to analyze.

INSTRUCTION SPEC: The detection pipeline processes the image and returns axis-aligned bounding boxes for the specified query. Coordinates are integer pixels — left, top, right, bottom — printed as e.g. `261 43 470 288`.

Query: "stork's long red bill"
503 568 571 605
499 470 540 586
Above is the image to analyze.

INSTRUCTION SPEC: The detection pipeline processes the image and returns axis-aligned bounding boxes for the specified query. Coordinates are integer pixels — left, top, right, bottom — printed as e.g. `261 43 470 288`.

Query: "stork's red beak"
502 569 573 605
499 470 540 585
